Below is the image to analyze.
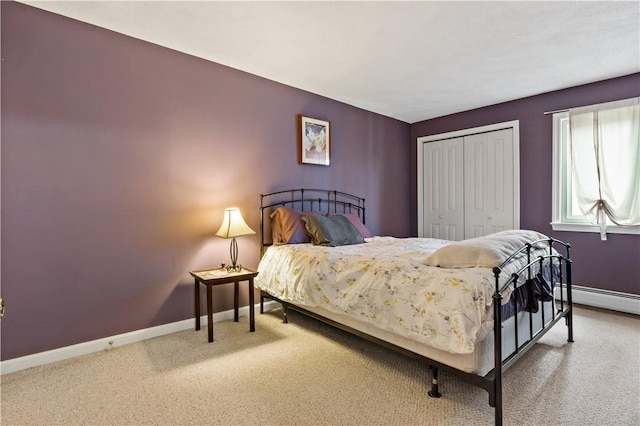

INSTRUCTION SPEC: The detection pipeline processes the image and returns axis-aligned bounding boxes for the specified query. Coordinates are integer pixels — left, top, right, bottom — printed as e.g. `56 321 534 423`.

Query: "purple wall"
1 2 410 360
411 73 640 296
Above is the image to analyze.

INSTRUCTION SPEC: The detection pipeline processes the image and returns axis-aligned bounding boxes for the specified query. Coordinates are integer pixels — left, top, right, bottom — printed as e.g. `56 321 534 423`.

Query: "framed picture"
298 115 330 166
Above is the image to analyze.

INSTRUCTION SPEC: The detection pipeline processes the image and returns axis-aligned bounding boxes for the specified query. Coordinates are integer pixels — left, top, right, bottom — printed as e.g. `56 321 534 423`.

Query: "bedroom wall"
1 2 410 360
410 73 640 296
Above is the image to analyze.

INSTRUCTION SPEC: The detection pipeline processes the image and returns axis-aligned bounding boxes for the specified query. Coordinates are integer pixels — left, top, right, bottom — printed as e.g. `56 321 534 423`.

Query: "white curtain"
569 97 640 240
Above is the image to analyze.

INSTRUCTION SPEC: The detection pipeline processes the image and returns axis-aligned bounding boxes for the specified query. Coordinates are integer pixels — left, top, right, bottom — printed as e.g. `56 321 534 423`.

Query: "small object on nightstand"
190 267 259 343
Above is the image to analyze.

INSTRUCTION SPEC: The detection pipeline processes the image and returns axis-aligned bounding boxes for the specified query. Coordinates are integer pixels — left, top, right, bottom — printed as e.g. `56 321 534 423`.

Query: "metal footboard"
489 238 573 425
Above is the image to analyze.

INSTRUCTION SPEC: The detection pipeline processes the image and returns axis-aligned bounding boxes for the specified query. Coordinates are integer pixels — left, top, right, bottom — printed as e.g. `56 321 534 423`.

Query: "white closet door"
464 129 514 238
422 137 464 240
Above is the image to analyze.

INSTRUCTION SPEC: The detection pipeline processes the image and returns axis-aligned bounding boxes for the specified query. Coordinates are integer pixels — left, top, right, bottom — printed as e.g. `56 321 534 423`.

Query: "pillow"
301 213 365 247
424 230 549 268
270 207 311 245
328 213 373 238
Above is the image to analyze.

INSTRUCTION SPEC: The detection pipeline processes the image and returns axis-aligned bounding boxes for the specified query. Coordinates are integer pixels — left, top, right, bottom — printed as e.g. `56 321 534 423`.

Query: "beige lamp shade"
215 207 255 239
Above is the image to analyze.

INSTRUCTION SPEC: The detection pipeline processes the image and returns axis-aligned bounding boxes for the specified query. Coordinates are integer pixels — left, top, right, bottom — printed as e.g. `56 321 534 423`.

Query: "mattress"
256 236 556 357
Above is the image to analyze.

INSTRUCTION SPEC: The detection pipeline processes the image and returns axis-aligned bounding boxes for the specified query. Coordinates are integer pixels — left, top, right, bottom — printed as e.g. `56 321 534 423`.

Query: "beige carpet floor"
1 305 638 425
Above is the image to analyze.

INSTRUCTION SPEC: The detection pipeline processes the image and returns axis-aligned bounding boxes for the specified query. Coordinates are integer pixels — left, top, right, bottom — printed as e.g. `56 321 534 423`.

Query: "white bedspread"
256 237 514 354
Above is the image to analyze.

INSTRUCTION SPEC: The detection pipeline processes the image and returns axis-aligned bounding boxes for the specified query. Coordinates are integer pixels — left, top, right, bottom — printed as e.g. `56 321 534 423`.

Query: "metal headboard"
259 188 366 255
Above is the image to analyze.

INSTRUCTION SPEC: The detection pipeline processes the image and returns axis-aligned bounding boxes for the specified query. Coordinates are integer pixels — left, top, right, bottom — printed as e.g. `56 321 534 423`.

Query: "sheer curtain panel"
569 97 640 240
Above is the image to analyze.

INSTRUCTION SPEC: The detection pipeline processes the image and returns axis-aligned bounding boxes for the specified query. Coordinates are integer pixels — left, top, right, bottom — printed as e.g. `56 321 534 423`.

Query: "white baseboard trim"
0 300 281 375
556 284 640 316
5 286 635 375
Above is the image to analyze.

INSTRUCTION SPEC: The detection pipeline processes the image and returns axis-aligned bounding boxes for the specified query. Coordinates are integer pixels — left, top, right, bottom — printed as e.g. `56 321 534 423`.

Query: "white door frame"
417 120 521 238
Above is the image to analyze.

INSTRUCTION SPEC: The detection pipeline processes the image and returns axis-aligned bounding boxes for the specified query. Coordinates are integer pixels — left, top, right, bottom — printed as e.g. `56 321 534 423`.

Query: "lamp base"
227 237 243 272
226 264 243 273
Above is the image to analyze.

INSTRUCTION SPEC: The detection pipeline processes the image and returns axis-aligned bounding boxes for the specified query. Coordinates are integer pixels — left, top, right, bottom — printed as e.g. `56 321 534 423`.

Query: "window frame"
551 111 640 235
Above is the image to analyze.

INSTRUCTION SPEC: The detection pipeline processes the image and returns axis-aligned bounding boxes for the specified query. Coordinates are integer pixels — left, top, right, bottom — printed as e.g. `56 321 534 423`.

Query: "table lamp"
215 207 255 272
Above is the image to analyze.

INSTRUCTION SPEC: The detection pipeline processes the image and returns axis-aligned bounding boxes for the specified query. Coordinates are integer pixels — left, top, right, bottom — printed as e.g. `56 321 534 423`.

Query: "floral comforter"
256 237 532 354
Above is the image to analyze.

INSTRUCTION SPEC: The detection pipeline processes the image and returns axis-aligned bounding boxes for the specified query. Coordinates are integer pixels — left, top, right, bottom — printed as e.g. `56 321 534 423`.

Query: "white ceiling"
21 1 640 123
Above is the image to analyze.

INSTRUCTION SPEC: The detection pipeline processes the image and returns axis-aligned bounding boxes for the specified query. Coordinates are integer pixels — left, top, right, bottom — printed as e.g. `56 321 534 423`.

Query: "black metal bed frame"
258 188 574 426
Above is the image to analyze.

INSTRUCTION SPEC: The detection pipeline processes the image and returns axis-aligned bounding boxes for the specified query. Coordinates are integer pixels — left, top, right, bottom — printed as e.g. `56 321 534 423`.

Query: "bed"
255 188 573 426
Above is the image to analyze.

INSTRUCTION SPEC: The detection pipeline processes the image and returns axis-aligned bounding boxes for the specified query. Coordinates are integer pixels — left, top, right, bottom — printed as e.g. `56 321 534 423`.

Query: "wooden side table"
190 267 259 342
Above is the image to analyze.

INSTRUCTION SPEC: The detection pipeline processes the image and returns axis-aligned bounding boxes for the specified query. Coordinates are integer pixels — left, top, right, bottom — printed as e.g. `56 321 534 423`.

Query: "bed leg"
427 366 442 398
566 261 574 343
566 310 574 342
282 304 288 324
260 293 265 314
494 391 503 426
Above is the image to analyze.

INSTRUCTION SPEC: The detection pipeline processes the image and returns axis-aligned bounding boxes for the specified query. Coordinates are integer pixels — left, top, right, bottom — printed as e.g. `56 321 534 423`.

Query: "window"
552 97 640 239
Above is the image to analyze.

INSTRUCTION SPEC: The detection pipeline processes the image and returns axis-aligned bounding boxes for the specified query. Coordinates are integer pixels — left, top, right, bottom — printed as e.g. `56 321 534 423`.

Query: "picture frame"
298 115 330 166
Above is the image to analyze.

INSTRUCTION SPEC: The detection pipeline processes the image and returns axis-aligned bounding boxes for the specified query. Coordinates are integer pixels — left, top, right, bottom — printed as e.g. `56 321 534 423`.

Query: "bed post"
260 194 265 257
566 256 574 342
492 267 504 426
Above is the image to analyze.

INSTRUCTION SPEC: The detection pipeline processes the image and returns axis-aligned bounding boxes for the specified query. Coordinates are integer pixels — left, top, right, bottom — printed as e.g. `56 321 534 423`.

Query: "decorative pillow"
302 213 365 247
424 230 549 268
328 213 373 238
270 207 311 245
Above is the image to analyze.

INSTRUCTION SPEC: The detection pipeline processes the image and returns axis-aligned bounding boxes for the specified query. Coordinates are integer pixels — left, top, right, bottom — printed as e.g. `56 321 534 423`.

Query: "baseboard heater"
556 284 639 315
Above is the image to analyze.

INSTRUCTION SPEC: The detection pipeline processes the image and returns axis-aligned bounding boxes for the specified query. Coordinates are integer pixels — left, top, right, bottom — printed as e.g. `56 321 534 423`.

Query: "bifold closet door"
463 128 515 238
421 137 464 240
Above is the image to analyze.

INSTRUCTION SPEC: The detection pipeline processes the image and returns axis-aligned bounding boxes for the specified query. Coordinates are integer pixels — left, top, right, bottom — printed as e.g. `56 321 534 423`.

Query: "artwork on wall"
299 115 330 166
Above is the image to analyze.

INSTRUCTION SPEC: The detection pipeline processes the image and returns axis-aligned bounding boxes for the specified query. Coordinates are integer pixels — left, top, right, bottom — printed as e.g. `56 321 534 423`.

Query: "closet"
417 121 520 241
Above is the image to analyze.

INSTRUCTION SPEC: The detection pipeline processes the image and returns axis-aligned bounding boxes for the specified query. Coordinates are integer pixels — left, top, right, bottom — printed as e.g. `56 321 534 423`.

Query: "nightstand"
190 267 259 342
